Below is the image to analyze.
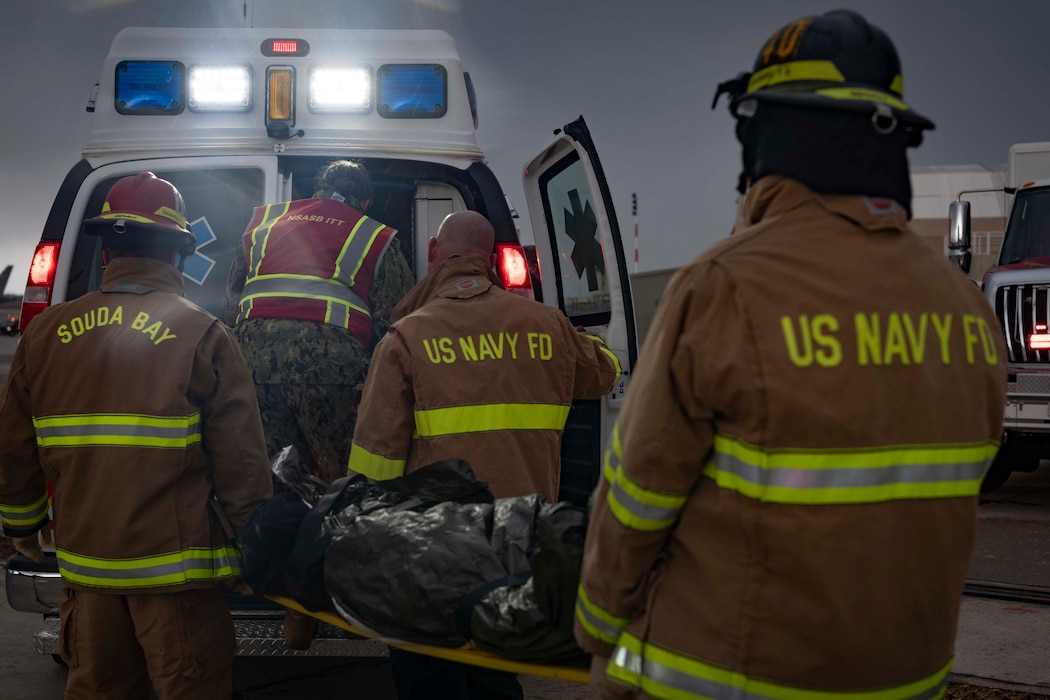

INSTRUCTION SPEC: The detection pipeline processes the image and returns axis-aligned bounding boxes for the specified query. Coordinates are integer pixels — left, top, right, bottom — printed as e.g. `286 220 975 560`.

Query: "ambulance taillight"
496 243 533 299
19 242 60 333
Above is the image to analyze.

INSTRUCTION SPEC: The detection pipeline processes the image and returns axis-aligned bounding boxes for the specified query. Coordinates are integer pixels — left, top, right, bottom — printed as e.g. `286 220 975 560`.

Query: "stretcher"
268 595 590 684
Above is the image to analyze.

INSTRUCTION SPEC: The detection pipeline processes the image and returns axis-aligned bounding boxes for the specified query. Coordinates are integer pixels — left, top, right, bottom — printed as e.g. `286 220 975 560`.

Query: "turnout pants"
60 586 236 700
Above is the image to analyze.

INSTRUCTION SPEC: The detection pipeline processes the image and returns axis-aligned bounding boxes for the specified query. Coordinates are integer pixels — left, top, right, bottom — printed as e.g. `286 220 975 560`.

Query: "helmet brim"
83 213 193 238
82 217 196 254
731 86 934 131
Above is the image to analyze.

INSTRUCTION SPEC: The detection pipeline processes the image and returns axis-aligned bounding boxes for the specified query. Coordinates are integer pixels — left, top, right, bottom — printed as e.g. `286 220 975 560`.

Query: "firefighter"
223 158 414 649
0 172 273 699
576 10 1008 700
349 210 621 699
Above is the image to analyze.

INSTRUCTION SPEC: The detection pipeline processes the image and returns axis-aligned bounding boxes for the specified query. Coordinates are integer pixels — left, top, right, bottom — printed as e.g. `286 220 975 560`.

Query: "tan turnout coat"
349 256 621 500
575 176 1007 698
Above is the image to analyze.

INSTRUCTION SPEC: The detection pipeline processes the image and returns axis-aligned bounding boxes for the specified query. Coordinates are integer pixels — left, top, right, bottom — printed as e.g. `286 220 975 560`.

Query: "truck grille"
995 283 1050 363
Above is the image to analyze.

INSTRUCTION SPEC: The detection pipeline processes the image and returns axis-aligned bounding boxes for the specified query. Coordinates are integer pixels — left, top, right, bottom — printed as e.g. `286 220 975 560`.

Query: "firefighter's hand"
12 535 45 563
226 577 254 596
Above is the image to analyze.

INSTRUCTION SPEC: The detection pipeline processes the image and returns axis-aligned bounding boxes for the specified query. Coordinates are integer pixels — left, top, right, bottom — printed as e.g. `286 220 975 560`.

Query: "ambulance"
5 27 638 657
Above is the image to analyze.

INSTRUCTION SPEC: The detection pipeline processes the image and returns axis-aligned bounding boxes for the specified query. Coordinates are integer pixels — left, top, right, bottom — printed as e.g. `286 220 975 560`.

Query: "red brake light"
497 244 531 291
19 241 60 333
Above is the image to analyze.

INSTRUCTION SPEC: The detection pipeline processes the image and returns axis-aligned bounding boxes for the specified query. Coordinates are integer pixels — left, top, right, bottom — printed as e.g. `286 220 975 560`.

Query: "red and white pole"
632 193 638 274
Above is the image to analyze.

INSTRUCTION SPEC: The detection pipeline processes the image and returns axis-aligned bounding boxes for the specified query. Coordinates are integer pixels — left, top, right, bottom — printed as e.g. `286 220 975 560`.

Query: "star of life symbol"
182 217 217 286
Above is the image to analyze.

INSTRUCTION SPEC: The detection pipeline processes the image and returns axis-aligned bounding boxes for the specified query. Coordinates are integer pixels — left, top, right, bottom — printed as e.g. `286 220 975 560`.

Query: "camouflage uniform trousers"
234 318 371 485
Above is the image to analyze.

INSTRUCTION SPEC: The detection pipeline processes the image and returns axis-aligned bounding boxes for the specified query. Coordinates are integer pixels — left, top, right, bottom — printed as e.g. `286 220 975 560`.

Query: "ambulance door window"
75 168 266 318
537 152 611 327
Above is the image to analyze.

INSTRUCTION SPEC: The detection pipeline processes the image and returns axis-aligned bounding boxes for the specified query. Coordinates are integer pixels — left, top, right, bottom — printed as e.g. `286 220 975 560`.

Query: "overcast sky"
2 0 1049 294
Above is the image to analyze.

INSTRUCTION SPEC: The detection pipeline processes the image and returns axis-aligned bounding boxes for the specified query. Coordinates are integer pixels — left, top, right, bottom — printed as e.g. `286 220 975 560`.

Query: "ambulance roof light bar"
188 65 251 111
309 66 371 113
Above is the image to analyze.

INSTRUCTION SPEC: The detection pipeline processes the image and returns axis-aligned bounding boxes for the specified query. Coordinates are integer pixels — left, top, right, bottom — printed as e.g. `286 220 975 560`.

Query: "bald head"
428 211 496 269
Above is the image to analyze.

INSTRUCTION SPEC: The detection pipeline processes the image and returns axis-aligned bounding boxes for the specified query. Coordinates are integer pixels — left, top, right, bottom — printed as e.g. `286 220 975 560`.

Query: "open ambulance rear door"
523 115 638 504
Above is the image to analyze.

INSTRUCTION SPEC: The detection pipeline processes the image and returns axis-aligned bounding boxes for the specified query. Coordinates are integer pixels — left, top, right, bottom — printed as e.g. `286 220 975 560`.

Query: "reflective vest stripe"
609 632 950 700
348 443 406 481
0 493 49 530
575 584 629 645
706 434 997 505
33 413 202 449
413 403 571 438
240 206 388 330
242 202 290 319
337 218 388 286
603 423 688 532
238 275 370 317
248 202 290 277
57 546 240 588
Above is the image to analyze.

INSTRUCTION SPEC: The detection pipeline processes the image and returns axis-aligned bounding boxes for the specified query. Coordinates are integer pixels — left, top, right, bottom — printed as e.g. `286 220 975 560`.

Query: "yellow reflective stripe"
747 60 846 91
602 423 688 532
591 335 622 378
0 493 49 529
609 631 951 700
335 217 384 285
349 443 406 481
57 546 240 588
706 434 997 505
239 274 371 317
248 202 290 277
889 74 904 95
413 403 571 438
575 584 629 645
33 413 202 449
814 86 909 111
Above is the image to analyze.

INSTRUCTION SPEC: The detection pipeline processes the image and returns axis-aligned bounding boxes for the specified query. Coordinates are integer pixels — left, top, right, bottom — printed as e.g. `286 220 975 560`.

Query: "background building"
629 164 1010 351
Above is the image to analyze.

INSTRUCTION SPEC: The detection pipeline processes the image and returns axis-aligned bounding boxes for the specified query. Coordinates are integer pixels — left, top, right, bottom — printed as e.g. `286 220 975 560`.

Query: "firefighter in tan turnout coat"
0 172 272 699
576 10 1008 700
350 209 620 700
349 210 621 502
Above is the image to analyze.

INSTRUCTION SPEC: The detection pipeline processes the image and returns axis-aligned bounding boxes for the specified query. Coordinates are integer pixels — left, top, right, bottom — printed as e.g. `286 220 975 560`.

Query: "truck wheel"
981 446 1037 493
981 461 1013 493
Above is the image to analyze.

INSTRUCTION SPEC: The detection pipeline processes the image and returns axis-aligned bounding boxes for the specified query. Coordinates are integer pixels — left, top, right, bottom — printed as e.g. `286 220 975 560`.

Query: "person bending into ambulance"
0 172 273 699
575 9 1008 700
349 210 621 700
223 158 414 650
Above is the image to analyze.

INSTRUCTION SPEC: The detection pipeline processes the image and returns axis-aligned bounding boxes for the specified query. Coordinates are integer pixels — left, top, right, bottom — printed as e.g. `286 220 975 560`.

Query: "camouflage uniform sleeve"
369 238 415 344
221 241 248 328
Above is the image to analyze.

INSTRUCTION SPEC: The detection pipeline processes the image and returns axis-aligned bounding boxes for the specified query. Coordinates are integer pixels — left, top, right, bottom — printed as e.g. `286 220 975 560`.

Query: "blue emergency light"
377 64 447 118
115 61 184 115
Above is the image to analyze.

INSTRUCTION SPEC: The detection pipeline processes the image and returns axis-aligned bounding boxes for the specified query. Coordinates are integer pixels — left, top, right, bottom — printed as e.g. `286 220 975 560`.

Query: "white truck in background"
949 142 1050 490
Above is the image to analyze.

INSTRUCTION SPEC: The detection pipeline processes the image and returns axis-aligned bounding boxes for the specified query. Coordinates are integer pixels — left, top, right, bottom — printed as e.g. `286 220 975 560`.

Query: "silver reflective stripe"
35 422 202 442
0 496 49 528
606 473 683 527
575 590 626 644
240 276 368 315
335 217 388 287
610 646 948 700
712 452 989 489
603 427 687 531
58 549 240 587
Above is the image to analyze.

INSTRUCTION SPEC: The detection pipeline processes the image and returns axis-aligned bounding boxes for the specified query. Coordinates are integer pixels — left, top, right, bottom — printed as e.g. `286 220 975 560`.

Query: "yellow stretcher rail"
268 595 591 684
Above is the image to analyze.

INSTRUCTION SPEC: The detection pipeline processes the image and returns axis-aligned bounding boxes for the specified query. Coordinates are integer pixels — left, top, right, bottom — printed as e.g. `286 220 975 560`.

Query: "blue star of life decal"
182 217 217 286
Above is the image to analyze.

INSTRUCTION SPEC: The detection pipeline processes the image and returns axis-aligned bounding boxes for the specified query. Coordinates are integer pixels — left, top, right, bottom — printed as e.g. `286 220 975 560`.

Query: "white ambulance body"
8 27 638 656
